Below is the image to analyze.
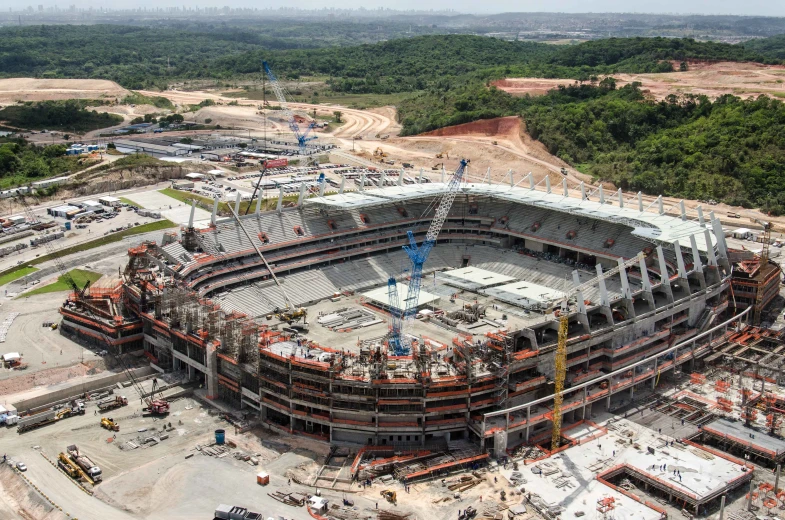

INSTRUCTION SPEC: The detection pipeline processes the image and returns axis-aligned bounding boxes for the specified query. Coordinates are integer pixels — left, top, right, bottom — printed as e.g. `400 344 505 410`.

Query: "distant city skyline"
6 1 785 17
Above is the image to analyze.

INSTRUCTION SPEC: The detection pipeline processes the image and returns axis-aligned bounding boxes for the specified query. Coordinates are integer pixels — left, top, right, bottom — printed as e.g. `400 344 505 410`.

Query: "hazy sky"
23 0 785 17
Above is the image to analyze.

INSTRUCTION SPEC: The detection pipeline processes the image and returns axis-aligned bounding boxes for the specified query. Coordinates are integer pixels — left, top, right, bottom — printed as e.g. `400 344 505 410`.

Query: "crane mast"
388 159 468 355
551 252 643 450
262 61 316 156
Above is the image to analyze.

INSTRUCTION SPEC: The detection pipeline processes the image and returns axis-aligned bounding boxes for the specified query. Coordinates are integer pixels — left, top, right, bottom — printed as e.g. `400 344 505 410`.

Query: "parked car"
16 462 27 472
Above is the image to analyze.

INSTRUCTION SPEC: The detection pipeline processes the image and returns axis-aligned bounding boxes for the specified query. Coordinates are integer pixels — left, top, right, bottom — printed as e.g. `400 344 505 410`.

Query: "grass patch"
122 92 175 110
118 197 141 208
23 269 102 296
0 219 176 285
0 265 38 287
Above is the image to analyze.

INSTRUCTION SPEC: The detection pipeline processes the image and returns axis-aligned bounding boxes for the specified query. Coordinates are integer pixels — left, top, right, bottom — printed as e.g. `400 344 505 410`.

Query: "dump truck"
101 417 119 431
97 395 127 412
67 444 102 483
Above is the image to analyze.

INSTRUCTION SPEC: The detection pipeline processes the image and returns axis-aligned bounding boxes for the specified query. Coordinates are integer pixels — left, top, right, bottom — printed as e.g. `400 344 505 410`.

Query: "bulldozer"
380 490 397 504
101 417 119 431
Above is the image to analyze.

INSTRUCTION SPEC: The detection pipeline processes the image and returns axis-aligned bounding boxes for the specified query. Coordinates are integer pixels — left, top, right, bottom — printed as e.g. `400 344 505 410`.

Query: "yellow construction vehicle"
432 163 443 171
380 490 397 504
101 417 119 431
435 153 443 159
275 306 307 324
57 453 80 478
373 147 388 158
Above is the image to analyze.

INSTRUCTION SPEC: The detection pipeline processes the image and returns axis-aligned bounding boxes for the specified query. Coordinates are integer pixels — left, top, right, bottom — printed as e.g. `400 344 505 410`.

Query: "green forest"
0 100 123 132
2 24 785 211
0 137 92 189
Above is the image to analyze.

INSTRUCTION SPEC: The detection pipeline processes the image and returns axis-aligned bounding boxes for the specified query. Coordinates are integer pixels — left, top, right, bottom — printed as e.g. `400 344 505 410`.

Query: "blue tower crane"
262 61 317 156
388 159 469 355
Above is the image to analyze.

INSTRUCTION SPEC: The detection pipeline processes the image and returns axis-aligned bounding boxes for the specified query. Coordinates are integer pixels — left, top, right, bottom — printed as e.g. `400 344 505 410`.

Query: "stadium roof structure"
305 182 716 251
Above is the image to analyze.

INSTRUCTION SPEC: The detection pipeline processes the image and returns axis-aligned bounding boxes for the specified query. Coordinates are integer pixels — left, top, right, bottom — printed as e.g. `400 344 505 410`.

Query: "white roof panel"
439 267 516 290
306 182 717 251
362 282 440 311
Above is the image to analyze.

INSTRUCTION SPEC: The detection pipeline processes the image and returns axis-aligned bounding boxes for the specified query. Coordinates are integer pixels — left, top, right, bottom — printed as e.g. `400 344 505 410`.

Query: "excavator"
380 490 397 504
373 147 388 158
432 163 443 171
274 306 307 324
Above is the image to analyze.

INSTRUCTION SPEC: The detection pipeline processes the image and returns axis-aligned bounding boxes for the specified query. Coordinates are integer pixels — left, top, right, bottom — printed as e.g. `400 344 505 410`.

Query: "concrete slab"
502 418 751 520
438 266 515 290
125 189 212 228
362 282 440 312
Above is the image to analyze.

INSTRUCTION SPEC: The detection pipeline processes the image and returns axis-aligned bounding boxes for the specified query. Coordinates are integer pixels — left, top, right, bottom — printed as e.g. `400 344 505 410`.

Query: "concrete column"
747 481 755 511
525 407 531 441
697 205 705 226
617 188 623 208
441 166 446 184
398 169 404 186
599 185 605 204
339 173 346 194
188 200 196 228
211 198 218 225
617 257 636 319
418 168 424 184
486 167 492 185
776 464 781 493
234 192 241 214
297 182 306 207
652 358 658 390
580 181 586 200
638 192 643 212
563 178 568 197
718 495 725 520
639 255 655 310
359 173 365 192
596 264 614 325
255 191 263 215
528 172 534 189
689 234 706 290
711 215 731 271
276 188 283 213
657 195 664 215
205 342 218 399
679 200 687 221
673 241 692 295
545 176 551 194
704 229 718 267
379 170 386 188
656 246 674 303
319 178 326 197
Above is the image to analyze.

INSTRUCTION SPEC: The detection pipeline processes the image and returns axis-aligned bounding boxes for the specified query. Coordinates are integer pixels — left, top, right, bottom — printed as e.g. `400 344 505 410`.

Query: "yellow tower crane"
551 253 644 451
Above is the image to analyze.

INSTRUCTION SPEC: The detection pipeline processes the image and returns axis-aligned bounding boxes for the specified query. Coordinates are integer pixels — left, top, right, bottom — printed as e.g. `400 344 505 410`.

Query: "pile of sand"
0 465 66 520
0 78 129 104
0 361 103 395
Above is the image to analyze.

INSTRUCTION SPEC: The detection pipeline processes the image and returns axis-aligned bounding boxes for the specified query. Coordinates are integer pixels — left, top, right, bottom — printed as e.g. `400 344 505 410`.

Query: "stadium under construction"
57 169 785 517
